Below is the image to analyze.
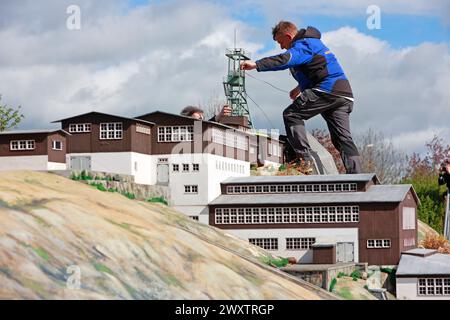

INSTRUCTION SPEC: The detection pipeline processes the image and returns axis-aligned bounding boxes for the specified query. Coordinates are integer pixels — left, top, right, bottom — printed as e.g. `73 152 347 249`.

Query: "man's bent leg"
283 89 330 159
322 99 362 174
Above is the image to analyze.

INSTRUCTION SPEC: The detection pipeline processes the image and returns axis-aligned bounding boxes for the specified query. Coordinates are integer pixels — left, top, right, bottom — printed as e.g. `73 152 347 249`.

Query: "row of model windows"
268 142 282 157
69 123 91 133
226 183 358 194
184 185 198 194
216 160 246 174
9 140 62 151
249 237 316 251
136 124 151 135
69 122 149 137
158 126 194 142
214 206 360 225
10 140 35 150
367 239 391 248
418 278 450 296
211 128 248 151
173 163 199 172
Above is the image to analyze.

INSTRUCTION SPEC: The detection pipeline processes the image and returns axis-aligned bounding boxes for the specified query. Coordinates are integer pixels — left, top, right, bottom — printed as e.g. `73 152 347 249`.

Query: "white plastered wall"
396 277 450 300
0 155 48 171
225 228 359 263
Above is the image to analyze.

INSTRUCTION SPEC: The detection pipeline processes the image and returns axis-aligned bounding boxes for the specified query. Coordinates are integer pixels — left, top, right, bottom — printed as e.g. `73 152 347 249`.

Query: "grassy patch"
93 262 114 275
33 215 51 228
89 182 107 192
32 247 51 262
105 218 131 231
338 286 354 300
259 255 289 268
121 192 135 200
147 197 168 205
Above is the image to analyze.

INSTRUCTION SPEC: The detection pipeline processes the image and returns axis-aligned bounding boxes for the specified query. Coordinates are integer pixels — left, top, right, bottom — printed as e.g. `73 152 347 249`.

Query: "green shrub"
121 192 135 200
329 278 337 292
80 170 93 180
350 269 361 280
90 183 107 192
337 272 347 278
107 188 118 193
147 197 168 205
278 164 286 171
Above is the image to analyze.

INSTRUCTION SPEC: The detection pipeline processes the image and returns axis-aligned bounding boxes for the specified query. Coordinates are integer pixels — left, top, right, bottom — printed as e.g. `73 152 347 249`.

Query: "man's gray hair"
180 106 204 117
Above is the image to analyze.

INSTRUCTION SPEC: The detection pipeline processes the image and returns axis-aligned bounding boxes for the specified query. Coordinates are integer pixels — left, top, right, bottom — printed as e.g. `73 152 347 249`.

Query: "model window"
10 140 35 151
52 140 62 150
100 122 122 140
182 164 189 172
172 164 179 172
69 123 91 133
136 124 151 135
249 238 278 251
192 163 199 172
286 238 316 250
291 185 298 192
157 126 194 142
184 185 198 194
263 185 270 193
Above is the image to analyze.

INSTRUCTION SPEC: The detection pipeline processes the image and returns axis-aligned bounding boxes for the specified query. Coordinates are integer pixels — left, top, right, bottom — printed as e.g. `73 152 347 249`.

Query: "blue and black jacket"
255 26 353 98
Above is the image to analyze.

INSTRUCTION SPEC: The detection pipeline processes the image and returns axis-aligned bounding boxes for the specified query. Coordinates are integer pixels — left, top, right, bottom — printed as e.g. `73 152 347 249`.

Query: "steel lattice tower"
223 48 254 128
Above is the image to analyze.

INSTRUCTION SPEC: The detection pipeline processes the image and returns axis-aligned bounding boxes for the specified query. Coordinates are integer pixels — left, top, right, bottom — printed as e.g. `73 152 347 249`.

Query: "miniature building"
208 173 420 265
396 249 450 300
52 112 155 185
134 111 284 221
0 129 69 171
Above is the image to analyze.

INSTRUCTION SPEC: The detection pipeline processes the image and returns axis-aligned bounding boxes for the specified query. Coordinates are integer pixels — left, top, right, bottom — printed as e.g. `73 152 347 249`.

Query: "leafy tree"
0 95 24 131
402 135 450 234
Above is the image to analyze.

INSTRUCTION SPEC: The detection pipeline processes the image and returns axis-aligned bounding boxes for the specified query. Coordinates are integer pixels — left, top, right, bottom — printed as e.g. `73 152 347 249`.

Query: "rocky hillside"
0 171 335 300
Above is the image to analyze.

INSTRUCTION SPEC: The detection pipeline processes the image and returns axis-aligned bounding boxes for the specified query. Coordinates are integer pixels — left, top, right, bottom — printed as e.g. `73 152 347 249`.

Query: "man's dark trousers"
283 89 362 174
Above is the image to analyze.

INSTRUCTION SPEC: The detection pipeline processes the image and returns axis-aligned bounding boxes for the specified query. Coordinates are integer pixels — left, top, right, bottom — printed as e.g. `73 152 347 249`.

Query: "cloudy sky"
1 0 449 155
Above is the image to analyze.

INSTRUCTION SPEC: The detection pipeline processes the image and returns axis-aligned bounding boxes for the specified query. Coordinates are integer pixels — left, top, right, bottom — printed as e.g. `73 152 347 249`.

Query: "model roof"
52 111 155 126
396 250 450 276
210 184 415 205
135 111 283 141
0 129 71 135
222 173 379 184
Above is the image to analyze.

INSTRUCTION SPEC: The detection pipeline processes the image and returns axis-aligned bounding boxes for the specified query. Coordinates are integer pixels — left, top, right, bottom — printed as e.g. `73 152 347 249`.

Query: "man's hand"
240 61 257 70
290 86 301 100
215 105 232 122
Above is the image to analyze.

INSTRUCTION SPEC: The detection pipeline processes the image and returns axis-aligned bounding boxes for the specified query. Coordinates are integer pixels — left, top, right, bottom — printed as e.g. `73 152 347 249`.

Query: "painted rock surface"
0 171 334 300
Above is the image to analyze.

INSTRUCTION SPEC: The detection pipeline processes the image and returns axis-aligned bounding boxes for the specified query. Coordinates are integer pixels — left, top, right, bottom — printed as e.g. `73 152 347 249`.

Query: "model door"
157 164 169 185
336 242 354 263
70 156 91 171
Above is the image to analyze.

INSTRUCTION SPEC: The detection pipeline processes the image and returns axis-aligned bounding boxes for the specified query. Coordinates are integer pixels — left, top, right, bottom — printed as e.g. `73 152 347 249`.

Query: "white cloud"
0 1 448 157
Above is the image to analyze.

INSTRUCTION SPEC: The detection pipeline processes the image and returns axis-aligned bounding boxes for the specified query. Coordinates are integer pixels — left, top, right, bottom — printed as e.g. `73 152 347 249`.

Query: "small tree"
354 128 408 184
403 135 450 234
197 91 227 120
0 95 24 131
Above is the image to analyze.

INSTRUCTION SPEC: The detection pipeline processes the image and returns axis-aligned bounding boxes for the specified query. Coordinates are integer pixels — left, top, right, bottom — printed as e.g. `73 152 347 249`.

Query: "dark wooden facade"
53 112 153 155
0 130 68 163
135 111 284 164
313 245 337 264
209 177 419 266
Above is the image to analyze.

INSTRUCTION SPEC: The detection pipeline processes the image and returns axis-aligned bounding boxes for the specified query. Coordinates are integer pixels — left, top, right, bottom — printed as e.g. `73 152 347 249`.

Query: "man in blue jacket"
241 21 362 174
